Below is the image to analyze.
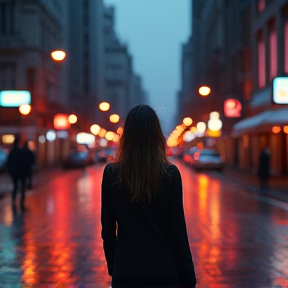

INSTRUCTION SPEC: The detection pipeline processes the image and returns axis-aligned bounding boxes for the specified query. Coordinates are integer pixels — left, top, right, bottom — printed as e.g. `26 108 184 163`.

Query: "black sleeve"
170 166 197 286
101 164 117 276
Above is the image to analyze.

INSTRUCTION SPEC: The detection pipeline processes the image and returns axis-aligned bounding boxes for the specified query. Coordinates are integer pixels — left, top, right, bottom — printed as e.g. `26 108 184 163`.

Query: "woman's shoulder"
165 164 180 174
163 164 181 181
104 162 118 177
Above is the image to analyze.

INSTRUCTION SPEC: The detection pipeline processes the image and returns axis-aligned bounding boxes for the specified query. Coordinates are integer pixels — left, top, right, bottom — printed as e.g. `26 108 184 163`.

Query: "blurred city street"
1 159 288 287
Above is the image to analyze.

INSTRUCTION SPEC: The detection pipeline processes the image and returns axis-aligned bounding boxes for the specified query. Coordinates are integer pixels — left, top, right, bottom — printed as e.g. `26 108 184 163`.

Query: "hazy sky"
104 0 190 134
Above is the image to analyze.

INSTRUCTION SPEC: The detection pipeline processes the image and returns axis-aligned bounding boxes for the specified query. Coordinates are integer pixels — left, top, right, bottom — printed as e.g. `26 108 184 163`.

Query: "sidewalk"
0 166 64 200
218 165 288 202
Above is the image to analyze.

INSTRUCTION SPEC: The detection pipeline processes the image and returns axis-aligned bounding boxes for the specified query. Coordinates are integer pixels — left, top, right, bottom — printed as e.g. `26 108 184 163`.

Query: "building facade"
232 0 288 176
178 0 288 176
103 5 147 129
0 0 68 166
62 0 105 131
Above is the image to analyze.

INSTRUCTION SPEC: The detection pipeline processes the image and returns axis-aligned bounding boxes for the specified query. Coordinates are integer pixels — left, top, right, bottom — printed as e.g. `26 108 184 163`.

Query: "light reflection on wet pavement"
0 160 288 287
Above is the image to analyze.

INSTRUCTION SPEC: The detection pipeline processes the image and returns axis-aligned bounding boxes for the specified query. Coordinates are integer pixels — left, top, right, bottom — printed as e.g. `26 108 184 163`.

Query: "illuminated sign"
2 134 15 144
46 130 56 142
53 114 71 130
273 77 288 104
0 90 31 107
76 132 95 145
224 99 242 117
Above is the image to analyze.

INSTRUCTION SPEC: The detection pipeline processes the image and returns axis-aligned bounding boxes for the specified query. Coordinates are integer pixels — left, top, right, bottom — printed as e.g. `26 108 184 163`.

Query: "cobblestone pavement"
0 161 288 287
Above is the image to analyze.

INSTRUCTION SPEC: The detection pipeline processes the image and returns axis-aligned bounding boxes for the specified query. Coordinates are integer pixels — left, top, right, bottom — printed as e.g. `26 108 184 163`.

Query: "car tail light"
194 151 200 161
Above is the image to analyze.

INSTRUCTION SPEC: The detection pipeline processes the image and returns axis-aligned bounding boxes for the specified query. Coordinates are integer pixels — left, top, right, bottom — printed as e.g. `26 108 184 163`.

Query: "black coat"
101 163 197 288
7 146 35 178
22 148 36 177
7 145 23 177
258 150 270 180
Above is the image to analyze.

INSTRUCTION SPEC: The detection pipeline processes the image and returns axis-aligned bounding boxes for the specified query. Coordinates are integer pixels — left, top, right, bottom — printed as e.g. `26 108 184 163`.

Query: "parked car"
63 150 90 169
191 149 224 171
95 147 117 163
0 147 8 173
183 147 199 165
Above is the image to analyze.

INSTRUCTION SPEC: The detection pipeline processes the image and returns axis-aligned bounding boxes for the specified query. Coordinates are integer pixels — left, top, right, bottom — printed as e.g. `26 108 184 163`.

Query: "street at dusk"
1 160 288 288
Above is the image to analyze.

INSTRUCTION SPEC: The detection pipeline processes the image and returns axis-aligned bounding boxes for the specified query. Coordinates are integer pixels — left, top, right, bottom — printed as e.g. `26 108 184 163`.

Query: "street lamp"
99 102 110 112
68 114 77 124
199 86 211 97
51 50 66 61
19 104 31 115
109 114 120 124
90 124 101 135
196 122 206 133
183 117 193 126
105 131 115 141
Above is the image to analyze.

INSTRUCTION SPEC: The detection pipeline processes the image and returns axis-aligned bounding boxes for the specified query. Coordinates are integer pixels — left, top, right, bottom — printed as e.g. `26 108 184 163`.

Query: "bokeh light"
68 114 77 124
90 124 101 135
51 50 66 61
99 102 110 111
197 122 206 133
272 126 281 134
199 86 211 96
109 114 120 123
105 131 115 141
208 119 222 131
19 104 31 115
183 117 193 126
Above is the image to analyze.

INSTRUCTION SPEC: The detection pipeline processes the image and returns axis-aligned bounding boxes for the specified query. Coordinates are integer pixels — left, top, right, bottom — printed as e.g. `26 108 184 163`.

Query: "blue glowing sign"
0 90 31 107
272 77 288 104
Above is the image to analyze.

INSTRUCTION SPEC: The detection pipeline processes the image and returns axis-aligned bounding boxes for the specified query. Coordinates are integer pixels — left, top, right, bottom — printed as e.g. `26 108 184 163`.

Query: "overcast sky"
104 0 190 135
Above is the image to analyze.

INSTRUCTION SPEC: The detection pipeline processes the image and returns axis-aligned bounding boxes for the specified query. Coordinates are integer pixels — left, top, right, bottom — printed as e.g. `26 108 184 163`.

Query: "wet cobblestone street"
0 160 288 287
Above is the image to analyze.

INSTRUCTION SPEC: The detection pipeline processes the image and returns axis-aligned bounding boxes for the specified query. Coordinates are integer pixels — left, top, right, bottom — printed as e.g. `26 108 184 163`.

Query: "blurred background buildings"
0 0 288 177
178 0 288 177
0 0 147 167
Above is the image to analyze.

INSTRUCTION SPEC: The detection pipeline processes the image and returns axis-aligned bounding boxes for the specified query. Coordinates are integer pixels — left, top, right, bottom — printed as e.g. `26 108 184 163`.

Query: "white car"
192 149 224 171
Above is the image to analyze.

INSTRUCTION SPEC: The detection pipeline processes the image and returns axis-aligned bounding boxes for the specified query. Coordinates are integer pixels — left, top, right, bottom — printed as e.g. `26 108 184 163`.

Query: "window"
83 65 89 94
0 2 15 34
0 63 16 89
257 31 266 88
269 22 277 80
257 0 265 13
83 0 89 10
285 18 288 74
27 68 36 95
83 32 89 45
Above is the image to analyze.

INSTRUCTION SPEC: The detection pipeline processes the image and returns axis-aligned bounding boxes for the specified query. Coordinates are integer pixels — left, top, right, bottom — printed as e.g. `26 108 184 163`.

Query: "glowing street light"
105 131 115 141
68 114 77 124
109 114 120 123
19 104 31 115
209 111 220 120
196 122 206 133
99 128 107 138
199 86 211 97
90 124 101 135
272 126 281 134
208 119 222 131
99 102 110 112
51 50 66 61
117 127 123 136
183 117 193 126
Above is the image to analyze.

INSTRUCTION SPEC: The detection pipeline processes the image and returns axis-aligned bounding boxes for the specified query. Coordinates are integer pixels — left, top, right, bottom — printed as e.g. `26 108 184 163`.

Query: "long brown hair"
116 105 170 202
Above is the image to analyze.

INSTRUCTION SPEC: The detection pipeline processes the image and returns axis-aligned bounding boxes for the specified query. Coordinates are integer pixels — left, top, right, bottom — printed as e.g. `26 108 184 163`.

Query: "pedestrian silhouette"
22 140 36 189
101 105 197 288
7 137 26 209
258 147 270 193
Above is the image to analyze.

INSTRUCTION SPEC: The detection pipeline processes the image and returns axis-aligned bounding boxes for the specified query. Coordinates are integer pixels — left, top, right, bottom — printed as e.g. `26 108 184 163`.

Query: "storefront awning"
232 107 288 136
